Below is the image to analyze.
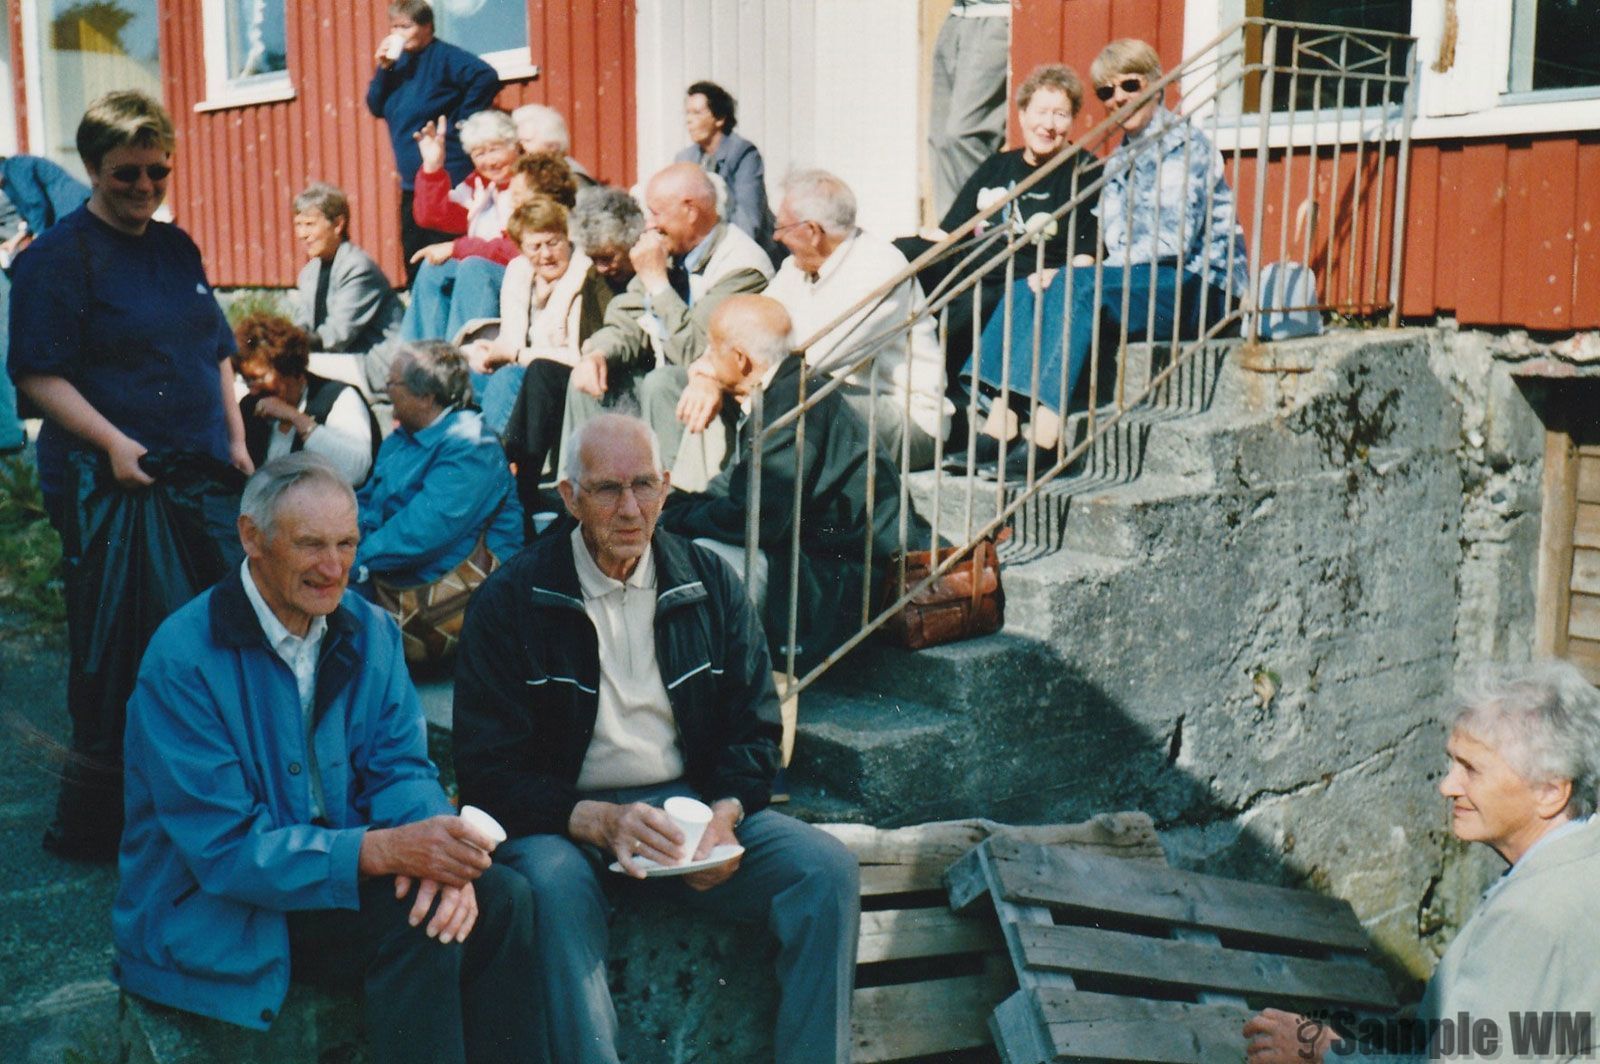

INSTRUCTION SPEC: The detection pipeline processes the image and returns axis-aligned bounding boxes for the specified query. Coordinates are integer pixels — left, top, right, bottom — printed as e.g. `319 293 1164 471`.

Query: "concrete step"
790 687 967 823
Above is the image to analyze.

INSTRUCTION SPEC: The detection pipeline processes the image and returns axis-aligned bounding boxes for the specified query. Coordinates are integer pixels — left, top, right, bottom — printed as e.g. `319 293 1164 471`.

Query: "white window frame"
1183 0 1600 144
195 0 295 112
483 47 539 82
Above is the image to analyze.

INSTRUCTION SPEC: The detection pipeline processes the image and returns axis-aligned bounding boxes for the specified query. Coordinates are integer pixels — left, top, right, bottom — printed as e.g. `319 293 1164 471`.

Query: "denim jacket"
112 569 452 1029
1097 107 1249 296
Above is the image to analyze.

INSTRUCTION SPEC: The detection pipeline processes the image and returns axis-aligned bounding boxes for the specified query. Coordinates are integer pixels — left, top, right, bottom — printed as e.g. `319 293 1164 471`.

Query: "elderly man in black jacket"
661 294 928 677
452 412 859 1064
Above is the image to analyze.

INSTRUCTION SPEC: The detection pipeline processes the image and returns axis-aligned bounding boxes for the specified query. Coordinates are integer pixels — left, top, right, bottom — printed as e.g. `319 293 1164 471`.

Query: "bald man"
561 162 773 478
661 295 927 677
453 412 859 1064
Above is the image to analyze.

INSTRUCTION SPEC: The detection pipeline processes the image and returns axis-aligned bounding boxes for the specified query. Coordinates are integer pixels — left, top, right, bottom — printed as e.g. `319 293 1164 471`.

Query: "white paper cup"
459 805 507 850
663 796 713 864
382 34 404 60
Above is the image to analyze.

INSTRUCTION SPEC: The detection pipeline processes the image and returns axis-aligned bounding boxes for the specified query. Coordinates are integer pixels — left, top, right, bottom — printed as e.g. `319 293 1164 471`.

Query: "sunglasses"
106 163 173 183
1095 77 1146 102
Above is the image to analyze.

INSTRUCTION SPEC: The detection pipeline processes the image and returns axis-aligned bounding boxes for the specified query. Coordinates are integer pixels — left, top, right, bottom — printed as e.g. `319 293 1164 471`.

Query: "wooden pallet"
818 813 1167 1063
947 836 1398 1063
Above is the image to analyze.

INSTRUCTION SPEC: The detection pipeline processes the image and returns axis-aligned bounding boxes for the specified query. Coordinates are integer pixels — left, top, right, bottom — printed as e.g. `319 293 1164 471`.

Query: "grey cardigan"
292 241 404 354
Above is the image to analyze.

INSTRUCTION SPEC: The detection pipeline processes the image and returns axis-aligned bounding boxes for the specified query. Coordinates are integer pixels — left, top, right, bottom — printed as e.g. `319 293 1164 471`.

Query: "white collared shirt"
240 559 329 819
570 528 685 790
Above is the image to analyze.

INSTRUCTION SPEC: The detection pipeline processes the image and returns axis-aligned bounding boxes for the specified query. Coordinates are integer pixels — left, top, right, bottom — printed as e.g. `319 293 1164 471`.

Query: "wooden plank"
990 989 1054 1064
857 907 1003 965
1569 594 1600 642
986 837 1371 952
1577 504 1600 549
1033 989 1257 1063
850 962 1012 1063
1537 425 1582 657
1573 548 1600 597
1579 454 1600 505
1015 922 1397 1011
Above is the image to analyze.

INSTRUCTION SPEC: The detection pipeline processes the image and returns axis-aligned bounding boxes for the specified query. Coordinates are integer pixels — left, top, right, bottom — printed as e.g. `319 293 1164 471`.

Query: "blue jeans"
468 364 525 437
400 257 506 343
969 263 1226 414
494 779 859 1064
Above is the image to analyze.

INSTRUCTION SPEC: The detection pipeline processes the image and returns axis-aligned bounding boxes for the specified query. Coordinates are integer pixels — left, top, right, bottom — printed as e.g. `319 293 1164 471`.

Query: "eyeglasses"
1095 77 1146 102
772 219 815 239
580 475 665 508
106 163 173 184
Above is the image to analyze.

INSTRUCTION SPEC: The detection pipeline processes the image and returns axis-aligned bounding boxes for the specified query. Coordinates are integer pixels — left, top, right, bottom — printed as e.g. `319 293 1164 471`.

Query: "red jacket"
411 167 517 265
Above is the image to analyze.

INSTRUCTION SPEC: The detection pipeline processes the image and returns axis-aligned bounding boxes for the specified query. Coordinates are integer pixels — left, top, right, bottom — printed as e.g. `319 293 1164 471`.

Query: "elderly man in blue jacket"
113 452 538 1064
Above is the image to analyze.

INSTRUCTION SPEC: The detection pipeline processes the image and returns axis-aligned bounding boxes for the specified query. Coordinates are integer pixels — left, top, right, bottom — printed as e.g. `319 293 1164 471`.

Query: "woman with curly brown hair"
233 312 380 486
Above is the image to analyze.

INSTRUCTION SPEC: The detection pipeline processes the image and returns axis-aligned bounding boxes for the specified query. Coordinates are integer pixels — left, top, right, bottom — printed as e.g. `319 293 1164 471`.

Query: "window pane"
434 0 527 59
226 0 287 81
1526 0 1600 91
1258 0 1410 112
35 0 163 175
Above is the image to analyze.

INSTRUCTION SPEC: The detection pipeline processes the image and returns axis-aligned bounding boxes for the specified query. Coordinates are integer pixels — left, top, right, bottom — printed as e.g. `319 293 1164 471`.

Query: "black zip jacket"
452 527 781 841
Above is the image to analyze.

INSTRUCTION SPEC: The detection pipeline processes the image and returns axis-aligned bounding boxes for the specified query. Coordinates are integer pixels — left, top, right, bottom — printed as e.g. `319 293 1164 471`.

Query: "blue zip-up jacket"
112 567 453 1030
356 406 522 586
0 154 89 239
365 39 499 192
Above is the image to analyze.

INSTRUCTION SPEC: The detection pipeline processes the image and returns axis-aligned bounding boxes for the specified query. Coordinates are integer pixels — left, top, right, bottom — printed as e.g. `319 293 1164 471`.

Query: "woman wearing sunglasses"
965 39 1249 475
7 90 253 860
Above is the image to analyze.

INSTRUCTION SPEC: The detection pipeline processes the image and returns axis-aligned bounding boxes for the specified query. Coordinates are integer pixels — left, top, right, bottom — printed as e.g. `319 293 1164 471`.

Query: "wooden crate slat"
1572 548 1600 596
1035 989 1257 1063
1016 922 1398 1010
990 989 1055 1064
858 907 1004 965
1578 454 1600 503
851 964 1014 1063
1569 593 1600 642
1575 503 1600 549
859 863 952 897
987 838 1370 951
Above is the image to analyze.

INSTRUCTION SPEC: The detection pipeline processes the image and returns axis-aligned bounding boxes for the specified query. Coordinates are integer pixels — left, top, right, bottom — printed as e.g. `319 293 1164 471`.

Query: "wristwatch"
720 796 745 829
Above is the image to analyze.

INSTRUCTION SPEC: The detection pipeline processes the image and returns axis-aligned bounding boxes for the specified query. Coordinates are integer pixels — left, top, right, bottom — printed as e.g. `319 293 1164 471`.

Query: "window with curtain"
433 0 529 69
221 0 287 82
31 0 163 174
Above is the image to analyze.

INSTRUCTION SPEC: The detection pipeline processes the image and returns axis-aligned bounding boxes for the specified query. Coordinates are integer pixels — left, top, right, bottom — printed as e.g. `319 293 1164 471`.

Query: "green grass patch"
0 456 65 629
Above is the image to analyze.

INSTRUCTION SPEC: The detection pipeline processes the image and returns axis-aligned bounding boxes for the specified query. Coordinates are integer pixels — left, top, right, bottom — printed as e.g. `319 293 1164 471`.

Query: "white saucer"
608 843 745 877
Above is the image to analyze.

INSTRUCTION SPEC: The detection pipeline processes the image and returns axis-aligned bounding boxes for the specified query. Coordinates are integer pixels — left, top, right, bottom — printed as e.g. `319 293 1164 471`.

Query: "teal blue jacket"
112 567 451 1029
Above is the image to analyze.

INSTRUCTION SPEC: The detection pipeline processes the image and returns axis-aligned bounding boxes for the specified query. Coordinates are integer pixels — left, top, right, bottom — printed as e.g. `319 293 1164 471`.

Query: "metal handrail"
747 18 1419 698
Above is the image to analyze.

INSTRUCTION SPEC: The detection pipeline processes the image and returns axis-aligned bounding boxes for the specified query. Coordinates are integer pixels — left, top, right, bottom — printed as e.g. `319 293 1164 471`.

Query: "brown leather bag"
371 536 498 665
878 535 1005 649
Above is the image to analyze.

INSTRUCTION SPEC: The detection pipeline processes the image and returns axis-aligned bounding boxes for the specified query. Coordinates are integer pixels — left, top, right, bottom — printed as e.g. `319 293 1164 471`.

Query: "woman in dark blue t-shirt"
7 90 252 861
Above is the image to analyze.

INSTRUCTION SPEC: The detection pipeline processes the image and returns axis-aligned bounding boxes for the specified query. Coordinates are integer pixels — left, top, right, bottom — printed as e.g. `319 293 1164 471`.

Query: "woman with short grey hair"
569 184 646 292
289 181 403 354
1245 660 1600 1062
356 340 521 608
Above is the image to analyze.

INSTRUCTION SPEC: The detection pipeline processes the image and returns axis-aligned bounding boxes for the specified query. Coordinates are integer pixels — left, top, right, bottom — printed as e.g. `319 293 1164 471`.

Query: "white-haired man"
511 103 596 187
113 453 539 1063
453 412 859 1064
561 162 772 476
668 168 950 473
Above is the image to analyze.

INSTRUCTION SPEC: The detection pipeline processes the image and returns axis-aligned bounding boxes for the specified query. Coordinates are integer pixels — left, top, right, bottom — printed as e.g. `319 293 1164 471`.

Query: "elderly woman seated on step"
355 340 522 594
959 38 1248 479
1244 661 1600 1062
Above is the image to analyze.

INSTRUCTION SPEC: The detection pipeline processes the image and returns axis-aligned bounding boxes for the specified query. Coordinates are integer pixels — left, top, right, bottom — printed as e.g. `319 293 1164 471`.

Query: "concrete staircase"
787 331 1455 834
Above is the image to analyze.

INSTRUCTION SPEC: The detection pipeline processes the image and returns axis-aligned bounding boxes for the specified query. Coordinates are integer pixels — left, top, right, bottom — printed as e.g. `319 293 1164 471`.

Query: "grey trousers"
496 780 860 1064
929 12 1011 219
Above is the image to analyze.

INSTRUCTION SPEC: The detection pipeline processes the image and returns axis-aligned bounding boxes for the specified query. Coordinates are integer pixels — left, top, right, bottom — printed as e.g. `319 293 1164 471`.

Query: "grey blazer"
292 241 404 354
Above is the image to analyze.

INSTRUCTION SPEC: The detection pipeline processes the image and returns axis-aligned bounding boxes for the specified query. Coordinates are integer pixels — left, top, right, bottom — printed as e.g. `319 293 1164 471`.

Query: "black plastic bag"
48 450 245 853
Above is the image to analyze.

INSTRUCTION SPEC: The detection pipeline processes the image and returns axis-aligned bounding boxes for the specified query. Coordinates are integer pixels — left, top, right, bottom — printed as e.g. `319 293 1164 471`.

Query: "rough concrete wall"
922 331 1545 988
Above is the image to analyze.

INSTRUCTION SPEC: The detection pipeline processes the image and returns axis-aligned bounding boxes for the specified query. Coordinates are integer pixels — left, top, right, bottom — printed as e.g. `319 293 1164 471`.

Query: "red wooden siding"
159 0 636 288
9 2 28 151
1010 0 1600 330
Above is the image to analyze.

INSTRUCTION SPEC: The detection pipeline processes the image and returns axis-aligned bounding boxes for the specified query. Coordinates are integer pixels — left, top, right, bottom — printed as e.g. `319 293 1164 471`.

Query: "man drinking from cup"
453 412 860 1063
